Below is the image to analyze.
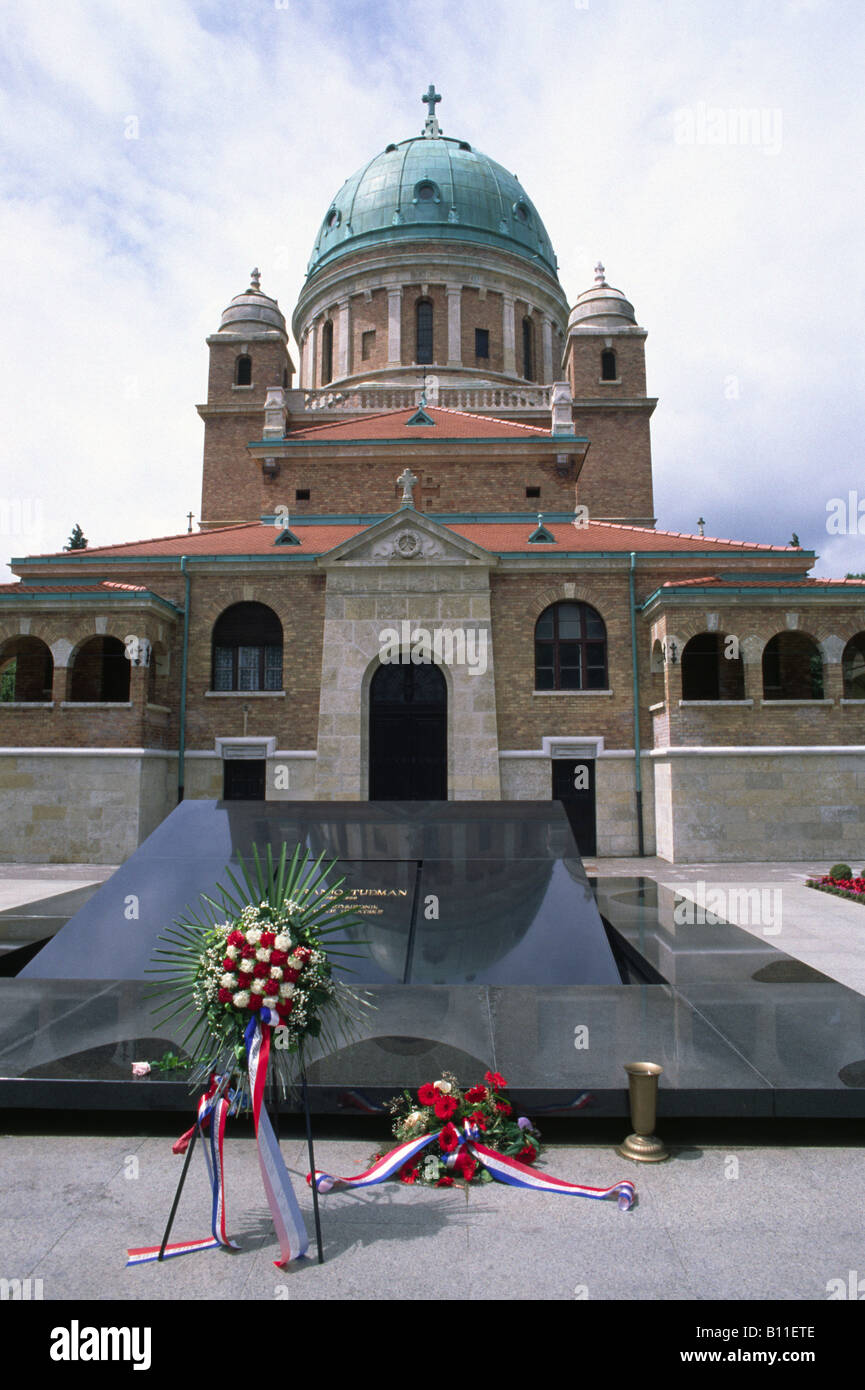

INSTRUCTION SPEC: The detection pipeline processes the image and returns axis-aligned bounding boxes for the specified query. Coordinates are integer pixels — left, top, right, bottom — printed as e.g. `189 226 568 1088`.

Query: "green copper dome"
307 129 559 280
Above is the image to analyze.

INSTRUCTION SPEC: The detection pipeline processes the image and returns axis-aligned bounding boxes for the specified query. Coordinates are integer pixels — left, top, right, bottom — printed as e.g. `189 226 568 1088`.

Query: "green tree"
63 523 88 551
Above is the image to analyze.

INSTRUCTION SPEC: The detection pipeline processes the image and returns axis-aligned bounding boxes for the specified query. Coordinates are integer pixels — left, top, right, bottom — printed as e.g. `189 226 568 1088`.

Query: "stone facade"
2 97 864 865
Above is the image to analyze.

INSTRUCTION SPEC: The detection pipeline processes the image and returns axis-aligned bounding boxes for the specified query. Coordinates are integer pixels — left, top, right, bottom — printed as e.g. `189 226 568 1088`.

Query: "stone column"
310 319 319 388
387 288 402 365
446 284 462 366
337 298 351 379
502 294 516 374
301 330 312 390
542 316 554 384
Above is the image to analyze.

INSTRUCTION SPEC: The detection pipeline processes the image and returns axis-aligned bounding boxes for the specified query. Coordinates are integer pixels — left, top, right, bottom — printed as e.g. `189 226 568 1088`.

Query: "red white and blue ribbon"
127 1010 309 1268
245 1014 310 1267
310 1121 636 1210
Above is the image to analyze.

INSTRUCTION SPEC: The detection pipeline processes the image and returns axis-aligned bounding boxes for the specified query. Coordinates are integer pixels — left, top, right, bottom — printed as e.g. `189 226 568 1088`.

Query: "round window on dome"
413 180 441 204
513 201 531 226
325 207 341 231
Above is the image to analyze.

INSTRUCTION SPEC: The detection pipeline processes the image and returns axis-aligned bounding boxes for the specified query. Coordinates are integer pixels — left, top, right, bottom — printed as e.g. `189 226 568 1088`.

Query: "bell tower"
562 264 656 526
198 270 295 529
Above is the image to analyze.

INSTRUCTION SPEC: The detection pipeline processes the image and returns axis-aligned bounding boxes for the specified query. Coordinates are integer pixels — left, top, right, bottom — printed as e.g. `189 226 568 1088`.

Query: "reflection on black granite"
6 808 865 1114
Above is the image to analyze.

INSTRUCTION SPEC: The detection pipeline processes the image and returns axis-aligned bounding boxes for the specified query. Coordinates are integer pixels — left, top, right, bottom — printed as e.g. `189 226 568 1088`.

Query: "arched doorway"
369 661 447 800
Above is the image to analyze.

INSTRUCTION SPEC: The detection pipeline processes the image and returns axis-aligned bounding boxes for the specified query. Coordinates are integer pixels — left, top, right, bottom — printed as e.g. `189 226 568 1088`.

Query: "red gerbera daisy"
418 1082 437 1106
434 1094 459 1121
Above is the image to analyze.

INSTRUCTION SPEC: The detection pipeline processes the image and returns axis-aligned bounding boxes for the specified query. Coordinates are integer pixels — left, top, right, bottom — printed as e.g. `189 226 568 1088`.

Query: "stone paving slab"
1 1131 862 1302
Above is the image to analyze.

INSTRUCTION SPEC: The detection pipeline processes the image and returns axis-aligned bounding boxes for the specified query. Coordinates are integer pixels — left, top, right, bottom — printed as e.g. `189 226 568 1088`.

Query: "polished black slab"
7 809 865 1117
21 800 620 986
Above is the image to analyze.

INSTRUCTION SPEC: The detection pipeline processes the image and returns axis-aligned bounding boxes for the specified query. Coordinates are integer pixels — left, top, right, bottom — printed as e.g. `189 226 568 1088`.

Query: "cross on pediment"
397 467 418 506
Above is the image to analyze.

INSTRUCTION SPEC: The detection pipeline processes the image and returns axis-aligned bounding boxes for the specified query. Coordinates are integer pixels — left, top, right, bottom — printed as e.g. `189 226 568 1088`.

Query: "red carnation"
284 967 300 984
217 988 233 1003
517 1144 537 1164
241 944 256 959
418 1083 438 1106
247 994 263 1010
253 962 269 978
495 1100 513 1116
277 1000 294 1019
434 1094 458 1121
227 931 244 947
484 1071 507 1090
436 1175 455 1187
260 931 276 947
271 950 288 966
453 1151 477 1181
465 1084 487 1103
221 957 236 972
438 1122 459 1153
294 947 311 964
468 1110 487 1131
264 978 280 995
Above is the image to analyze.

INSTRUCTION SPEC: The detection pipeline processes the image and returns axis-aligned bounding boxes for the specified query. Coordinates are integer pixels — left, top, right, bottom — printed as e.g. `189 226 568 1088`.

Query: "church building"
1 88 863 864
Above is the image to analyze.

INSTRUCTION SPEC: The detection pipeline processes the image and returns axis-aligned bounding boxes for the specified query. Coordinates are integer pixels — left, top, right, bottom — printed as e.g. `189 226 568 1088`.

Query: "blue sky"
1 0 863 578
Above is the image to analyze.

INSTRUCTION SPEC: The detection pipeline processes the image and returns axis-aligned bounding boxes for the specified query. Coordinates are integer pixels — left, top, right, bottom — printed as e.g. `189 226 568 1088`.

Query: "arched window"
842 633 865 698
212 602 283 692
762 632 824 700
68 637 130 702
235 355 252 386
601 348 617 381
416 299 433 364
522 316 535 381
681 633 745 700
0 636 53 702
321 320 333 385
535 602 607 691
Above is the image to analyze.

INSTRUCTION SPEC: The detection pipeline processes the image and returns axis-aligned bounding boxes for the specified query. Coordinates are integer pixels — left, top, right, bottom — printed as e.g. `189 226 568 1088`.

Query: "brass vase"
616 1061 669 1162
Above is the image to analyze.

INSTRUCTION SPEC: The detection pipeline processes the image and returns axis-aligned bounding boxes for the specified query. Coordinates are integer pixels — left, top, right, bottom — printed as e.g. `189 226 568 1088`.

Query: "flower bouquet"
128 842 370 1269
148 841 370 1103
382 1071 543 1186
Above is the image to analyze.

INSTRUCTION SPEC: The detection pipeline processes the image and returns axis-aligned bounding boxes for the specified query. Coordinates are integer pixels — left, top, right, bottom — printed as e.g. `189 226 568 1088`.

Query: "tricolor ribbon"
310 1120 635 1210
127 1011 309 1268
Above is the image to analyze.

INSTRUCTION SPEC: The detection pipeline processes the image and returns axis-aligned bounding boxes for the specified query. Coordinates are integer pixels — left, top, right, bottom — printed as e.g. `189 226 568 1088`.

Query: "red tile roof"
662 576 863 588
14 517 804 562
284 406 555 441
0 579 149 594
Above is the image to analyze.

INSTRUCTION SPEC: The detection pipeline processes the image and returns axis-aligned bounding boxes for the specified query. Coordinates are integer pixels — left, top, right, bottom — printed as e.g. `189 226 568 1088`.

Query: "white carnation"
255 947 271 962
220 972 235 988
279 983 296 999
274 933 291 952
245 927 262 945
232 991 250 1008
269 966 283 980
225 945 238 961
251 980 266 995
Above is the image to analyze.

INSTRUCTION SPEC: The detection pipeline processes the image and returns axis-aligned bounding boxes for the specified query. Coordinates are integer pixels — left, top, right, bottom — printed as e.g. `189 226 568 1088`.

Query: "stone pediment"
319 509 494 568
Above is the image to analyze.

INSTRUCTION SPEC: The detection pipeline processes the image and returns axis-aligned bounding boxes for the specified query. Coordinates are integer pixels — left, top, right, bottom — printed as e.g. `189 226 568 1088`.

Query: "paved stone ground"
1 1128 863 1302
1 857 863 1305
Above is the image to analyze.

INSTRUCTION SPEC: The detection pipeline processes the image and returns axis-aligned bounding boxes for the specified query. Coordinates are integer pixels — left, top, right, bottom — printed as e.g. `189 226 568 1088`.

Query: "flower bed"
806 874 865 906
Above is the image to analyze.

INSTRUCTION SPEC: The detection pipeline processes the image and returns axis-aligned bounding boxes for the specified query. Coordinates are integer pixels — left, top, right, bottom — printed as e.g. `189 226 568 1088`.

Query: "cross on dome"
594 261 606 286
421 83 442 138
